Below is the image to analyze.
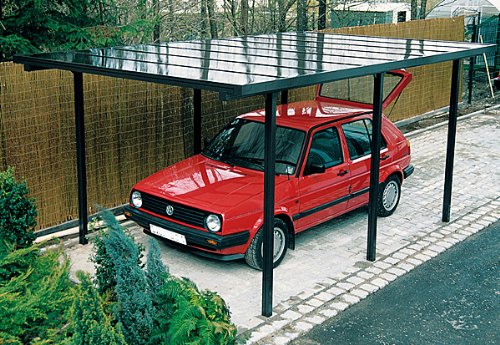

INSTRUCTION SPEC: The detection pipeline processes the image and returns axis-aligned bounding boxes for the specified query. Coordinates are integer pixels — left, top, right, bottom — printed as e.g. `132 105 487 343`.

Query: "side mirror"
307 162 326 175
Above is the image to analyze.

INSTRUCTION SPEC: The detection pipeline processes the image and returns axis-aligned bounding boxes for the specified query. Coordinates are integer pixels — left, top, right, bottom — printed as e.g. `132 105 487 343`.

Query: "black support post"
281 90 288 105
74 72 88 245
262 92 277 317
194 89 202 154
468 17 478 104
442 60 461 222
367 73 384 261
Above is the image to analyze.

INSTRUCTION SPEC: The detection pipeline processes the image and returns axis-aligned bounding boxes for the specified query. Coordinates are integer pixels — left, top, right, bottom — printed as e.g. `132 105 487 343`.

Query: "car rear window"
342 119 387 160
320 73 403 106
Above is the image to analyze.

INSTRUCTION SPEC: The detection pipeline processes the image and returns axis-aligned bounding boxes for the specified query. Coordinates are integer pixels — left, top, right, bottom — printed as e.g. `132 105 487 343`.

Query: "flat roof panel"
14 32 495 99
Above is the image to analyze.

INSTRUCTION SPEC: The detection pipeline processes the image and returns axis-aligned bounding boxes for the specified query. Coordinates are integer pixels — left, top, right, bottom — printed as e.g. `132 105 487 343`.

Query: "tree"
0 0 158 61
420 0 428 19
318 0 327 30
241 0 249 35
411 0 418 20
297 0 308 31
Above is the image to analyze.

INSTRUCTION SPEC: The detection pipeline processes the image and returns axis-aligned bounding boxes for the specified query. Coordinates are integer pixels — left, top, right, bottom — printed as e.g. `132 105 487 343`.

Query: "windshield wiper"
203 148 235 167
202 146 219 159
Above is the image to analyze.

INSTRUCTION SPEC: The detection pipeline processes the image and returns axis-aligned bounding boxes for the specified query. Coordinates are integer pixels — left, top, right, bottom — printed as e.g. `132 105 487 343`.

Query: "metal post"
495 14 500 72
281 90 288 105
194 89 202 154
74 72 88 245
468 17 478 104
367 73 384 261
442 60 461 222
262 92 277 317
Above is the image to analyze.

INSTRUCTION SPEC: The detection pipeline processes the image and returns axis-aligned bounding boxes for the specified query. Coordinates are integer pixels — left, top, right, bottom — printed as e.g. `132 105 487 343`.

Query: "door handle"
380 154 390 160
337 169 349 176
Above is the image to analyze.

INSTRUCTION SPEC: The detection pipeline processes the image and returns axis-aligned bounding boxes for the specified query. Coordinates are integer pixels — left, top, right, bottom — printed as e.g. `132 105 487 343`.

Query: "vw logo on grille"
166 205 174 216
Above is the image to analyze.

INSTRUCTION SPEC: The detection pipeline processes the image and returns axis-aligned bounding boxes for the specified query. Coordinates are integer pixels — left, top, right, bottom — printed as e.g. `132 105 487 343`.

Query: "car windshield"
203 118 305 175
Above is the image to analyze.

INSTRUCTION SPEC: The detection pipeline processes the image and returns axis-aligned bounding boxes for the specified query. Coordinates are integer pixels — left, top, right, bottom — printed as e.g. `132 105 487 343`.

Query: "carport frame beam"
442 59 461 222
367 73 384 261
262 92 278 317
74 72 88 245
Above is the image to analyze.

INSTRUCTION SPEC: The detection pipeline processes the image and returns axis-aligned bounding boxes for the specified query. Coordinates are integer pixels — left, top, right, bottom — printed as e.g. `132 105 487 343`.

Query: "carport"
13 32 494 316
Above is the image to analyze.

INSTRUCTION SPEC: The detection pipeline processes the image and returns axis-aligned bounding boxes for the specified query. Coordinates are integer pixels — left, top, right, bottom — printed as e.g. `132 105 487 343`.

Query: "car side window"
342 119 387 160
307 127 343 169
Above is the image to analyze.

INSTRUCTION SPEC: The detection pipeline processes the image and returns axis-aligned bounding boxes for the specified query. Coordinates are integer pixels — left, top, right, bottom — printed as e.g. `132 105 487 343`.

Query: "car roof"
238 100 371 131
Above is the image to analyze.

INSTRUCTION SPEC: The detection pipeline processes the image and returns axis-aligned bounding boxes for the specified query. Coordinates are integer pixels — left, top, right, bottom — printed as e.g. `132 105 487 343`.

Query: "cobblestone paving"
65 110 499 343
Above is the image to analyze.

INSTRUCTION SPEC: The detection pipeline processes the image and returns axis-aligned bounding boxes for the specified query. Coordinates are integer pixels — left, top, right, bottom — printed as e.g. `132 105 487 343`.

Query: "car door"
341 117 392 210
295 125 351 231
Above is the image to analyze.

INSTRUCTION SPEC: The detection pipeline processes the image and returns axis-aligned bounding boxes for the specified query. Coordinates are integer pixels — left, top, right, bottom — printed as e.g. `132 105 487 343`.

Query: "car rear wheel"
245 218 288 270
378 175 401 217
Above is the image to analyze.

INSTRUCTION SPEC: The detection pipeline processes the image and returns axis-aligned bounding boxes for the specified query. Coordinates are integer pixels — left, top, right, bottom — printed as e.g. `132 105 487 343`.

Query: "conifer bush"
0 167 37 248
92 209 238 345
93 210 153 345
91 211 144 297
68 271 126 345
0 241 74 344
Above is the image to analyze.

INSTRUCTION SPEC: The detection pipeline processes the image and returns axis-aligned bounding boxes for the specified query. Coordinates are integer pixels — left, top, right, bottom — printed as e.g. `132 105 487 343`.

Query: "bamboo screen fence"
328 16 465 121
0 18 463 230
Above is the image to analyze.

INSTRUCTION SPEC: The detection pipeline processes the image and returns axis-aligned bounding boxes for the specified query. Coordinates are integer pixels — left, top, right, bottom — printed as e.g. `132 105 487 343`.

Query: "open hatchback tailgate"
316 69 412 110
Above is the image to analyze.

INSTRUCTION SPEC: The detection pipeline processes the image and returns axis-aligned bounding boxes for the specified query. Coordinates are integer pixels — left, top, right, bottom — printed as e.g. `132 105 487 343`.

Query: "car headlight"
205 214 221 232
131 191 142 208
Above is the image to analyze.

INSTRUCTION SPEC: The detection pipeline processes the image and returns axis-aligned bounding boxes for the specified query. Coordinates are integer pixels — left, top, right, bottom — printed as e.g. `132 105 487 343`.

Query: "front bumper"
123 205 249 260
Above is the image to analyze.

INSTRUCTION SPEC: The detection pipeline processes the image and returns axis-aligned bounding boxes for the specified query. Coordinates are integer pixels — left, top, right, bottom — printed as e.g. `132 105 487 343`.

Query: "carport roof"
14 32 495 100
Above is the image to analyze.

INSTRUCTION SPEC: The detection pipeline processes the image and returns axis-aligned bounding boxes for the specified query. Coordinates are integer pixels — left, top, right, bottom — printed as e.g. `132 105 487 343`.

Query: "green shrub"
95 210 152 345
0 242 74 344
146 237 169 303
92 209 237 345
146 238 171 345
157 277 237 345
68 271 126 345
90 211 144 298
0 167 37 248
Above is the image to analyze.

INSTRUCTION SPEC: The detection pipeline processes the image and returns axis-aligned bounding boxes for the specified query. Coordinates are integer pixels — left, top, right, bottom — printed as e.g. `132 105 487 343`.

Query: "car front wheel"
245 218 289 270
378 175 401 217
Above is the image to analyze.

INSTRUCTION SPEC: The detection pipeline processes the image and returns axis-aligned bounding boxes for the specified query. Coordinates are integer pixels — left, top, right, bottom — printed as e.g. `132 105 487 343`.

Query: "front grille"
140 192 207 228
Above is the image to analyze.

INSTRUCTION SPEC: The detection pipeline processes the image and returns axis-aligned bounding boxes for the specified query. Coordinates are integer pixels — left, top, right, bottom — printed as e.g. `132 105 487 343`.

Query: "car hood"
133 155 278 215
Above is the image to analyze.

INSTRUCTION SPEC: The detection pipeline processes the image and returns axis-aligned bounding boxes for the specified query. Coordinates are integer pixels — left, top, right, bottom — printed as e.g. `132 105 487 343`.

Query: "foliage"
90 211 144 298
152 277 237 345
0 0 382 61
91 209 237 345
146 238 171 345
0 242 74 344
67 271 126 345
146 237 169 304
0 0 157 61
93 210 152 345
0 167 37 249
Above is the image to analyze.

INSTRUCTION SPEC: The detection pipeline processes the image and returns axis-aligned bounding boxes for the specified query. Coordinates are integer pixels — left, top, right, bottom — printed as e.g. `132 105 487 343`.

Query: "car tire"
378 175 401 217
245 218 289 270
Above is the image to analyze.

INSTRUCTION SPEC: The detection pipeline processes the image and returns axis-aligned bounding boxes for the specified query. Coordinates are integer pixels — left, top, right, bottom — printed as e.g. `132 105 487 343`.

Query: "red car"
124 70 414 269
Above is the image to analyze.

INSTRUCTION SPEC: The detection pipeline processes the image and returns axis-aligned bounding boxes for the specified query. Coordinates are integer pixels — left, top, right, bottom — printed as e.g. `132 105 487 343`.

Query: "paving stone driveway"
66 110 500 343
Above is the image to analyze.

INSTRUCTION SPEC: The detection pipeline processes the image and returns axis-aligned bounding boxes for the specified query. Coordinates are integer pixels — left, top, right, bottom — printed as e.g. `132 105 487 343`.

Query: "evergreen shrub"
68 271 126 345
0 242 74 344
92 209 238 345
0 167 37 248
